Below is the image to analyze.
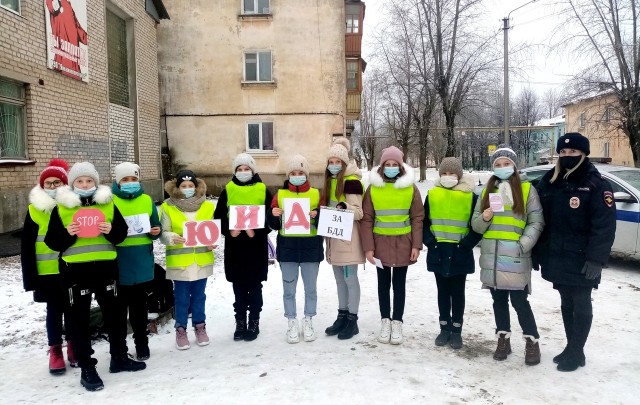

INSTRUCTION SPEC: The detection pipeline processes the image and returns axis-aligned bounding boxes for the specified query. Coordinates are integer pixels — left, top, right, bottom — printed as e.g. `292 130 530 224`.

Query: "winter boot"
557 348 586 372
325 309 349 336
194 323 210 346
493 331 512 361
287 318 300 344
136 344 150 361
80 360 104 392
109 354 147 373
377 318 391 343
554 304 575 364
449 322 463 350
49 344 66 375
558 308 591 371
524 336 541 365
390 320 404 345
66 340 78 368
244 319 260 341
234 317 247 341
337 313 359 340
176 327 190 350
435 320 451 347
302 316 317 342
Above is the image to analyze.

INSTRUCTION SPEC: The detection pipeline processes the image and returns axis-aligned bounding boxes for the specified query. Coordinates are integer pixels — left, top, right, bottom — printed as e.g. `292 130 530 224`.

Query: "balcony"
346 93 361 119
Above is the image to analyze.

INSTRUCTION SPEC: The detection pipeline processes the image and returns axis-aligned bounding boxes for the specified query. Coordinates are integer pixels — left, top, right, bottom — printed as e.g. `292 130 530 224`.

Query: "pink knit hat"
379 146 403 166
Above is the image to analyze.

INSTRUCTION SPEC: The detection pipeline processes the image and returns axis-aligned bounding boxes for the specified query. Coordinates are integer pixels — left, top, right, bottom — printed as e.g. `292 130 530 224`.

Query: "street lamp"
503 0 538 145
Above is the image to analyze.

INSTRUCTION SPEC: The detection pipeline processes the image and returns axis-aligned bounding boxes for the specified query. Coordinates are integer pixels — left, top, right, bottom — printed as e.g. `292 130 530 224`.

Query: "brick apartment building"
0 0 169 233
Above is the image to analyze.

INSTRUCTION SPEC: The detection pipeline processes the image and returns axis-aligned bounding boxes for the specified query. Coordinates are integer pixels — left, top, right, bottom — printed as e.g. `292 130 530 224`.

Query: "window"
603 142 610 158
0 78 26 158
247 122 273 151
579 112 586 128
346 60 358 90
346 4 360 33
0 0 20 14
602 106 613 122
244 51 272 82
107 10 130 107
243 0 269 14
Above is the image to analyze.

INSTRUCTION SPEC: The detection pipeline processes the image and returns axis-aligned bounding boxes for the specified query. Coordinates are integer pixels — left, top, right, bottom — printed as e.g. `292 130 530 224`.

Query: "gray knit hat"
68 162 100 186
232 153 257 174
287 154 310 177
327 138 350 164
438 157 463 179
491 144 517 167
114 162 140 184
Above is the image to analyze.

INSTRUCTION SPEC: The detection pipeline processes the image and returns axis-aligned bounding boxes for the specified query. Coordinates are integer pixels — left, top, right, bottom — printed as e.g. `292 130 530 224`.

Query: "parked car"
520 164 640 260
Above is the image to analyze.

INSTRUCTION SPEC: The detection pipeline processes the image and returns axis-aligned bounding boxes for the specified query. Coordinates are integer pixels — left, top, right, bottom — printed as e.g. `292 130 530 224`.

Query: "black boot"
234 317 247 341
337 313 359 340
435 320 451 347
554 304 574 364
558 310 591 372
325 309 349 336
449 321 463 350
80 359 104 391
244 319 260 341
109 354 147 373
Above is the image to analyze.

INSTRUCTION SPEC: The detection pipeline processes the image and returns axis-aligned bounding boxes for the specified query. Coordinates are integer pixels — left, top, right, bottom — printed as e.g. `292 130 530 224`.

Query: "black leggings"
490 288 539 338
434 274 466 332
377 266 408 322
232 281 264 321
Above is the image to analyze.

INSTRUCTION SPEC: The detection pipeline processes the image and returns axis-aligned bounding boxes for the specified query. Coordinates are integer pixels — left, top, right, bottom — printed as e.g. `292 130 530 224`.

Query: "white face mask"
45 189 58 198
235 171 253 183
440 175 459 189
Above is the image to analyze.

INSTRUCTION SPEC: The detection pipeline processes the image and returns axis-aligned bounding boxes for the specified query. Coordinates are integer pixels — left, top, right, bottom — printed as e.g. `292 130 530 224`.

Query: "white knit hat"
327 137 350 164
232 153 257 174
68 162 100 185
114 162 140 184
287 154 310 177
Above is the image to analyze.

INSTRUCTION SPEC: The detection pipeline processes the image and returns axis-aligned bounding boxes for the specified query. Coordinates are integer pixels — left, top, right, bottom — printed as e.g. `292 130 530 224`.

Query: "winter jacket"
111 182 161 286
423 175 482 277
45 185 128 286
160 178 215 282
533 160 616 287
266 180 324 263
213 174 273 283
21 186 66 302
361 164 425 267
324 161 366 266
471 178 544 292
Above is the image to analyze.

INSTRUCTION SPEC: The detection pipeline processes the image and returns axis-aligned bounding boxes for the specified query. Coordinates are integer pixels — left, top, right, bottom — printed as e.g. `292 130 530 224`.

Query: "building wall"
0 0 164 233
564 94 634 166
157 0 346 194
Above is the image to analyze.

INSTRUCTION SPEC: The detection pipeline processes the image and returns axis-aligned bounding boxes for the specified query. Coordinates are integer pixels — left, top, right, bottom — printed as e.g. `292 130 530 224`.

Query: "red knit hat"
39 158 69 187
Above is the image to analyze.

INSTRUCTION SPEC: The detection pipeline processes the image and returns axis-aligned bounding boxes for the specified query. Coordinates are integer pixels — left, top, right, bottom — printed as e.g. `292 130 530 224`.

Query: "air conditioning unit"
262 7 270 14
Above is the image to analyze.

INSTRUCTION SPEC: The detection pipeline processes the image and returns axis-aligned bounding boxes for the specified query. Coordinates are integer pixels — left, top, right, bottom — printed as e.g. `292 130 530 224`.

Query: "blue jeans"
280 262 320 319
174 279 207 329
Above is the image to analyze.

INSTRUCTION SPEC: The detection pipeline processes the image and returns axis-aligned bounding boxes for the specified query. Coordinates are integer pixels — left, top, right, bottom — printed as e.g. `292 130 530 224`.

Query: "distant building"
563 91 634 166
534 115 565 165
0 0 169 234
157 0 365 193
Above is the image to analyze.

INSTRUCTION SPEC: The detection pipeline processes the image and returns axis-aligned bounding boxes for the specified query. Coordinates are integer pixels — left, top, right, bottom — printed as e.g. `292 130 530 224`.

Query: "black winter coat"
266 181 324 264
213 174 273 284
533 160 616 287
422 191 482 277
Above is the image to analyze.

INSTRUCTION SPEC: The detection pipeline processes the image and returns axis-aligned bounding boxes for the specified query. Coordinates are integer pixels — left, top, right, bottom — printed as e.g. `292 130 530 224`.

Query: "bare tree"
512 87 544 166
356 73 382 170
542 88 561 118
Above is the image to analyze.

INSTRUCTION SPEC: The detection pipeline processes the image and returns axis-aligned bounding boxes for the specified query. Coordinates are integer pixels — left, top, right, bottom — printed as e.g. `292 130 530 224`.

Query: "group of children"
24 135 597 392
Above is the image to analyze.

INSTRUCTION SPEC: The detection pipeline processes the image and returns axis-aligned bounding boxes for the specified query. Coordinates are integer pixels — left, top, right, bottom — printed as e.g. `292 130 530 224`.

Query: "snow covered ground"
1 169 639 404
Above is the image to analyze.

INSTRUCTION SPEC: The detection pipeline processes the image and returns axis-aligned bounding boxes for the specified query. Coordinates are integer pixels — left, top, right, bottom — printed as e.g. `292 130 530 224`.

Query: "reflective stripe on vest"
161 201 216 268
113 194 154 247
277 188 320 237
427 187 473 243
483 182 531 241
369 182 413 235
29 205 59 275
225 181 266 207
328 175 361 207
58 202 117 263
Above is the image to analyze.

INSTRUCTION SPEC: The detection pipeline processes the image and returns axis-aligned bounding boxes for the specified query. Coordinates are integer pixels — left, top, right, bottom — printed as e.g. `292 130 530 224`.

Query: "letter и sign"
73 208 105 238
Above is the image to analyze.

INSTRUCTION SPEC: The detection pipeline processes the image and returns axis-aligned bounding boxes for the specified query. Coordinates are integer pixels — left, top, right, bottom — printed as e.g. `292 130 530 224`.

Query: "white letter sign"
183 220 221 247
317 206 354 241
229 205 265 230
283 198 311 235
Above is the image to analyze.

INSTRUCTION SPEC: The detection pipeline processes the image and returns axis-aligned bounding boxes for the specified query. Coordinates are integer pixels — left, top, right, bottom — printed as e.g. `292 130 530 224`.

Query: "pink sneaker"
194 323 210 346
176 327 190 350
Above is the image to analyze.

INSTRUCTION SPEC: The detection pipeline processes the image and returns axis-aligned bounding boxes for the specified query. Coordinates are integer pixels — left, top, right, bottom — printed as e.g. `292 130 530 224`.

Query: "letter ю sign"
183 220 222 247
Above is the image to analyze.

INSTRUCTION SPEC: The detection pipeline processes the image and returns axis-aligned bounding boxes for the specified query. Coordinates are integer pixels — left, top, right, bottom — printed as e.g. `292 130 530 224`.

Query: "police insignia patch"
569 197 580 209
604 191 614 208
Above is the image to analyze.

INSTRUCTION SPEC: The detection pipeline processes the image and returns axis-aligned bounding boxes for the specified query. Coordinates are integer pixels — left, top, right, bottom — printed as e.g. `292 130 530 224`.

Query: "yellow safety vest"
328 175 361 207
277 188 320 237
28 205 59 275
58 202 117 263
162 201 216 268
428 187 473 243
483 182 531 241
369 182 413 235
113 194 154 247
225 181 266 207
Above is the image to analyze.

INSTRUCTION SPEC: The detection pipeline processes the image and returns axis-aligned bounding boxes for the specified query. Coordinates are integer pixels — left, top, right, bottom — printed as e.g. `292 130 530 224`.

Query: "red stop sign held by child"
73 208 106 238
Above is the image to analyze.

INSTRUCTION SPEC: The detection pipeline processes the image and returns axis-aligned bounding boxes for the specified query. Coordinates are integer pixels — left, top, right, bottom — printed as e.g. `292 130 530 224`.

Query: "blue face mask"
120 182 141 194
182 188 196 198
45 189 57 198
235 172 253 183
384 167 400 178
289 175 307 186
327 164 342 176
74 187 96 198
493 166 515 180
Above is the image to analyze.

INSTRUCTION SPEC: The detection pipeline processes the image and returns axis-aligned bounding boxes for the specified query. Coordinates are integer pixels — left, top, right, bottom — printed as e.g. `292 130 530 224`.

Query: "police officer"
533 132 616 372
